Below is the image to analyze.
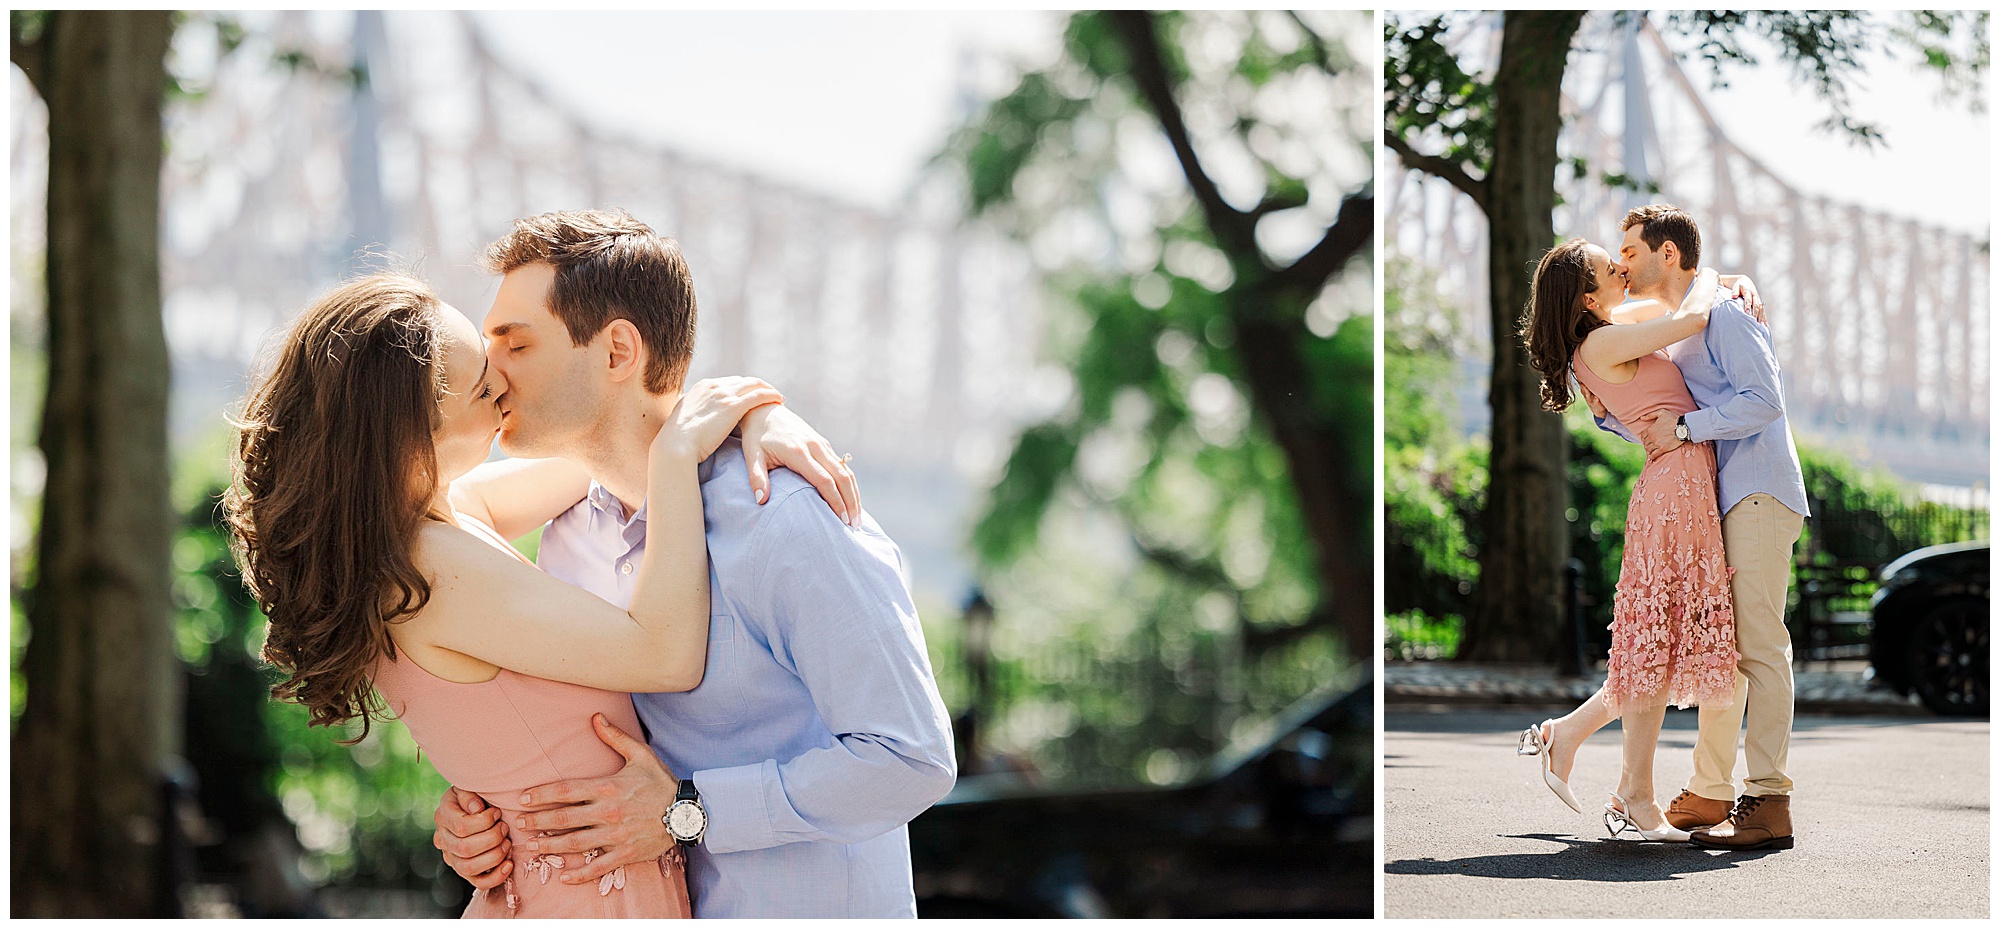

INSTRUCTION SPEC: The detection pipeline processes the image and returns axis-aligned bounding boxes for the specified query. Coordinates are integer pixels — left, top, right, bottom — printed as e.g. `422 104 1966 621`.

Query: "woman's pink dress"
1573 348 1737 709
370 518 690 919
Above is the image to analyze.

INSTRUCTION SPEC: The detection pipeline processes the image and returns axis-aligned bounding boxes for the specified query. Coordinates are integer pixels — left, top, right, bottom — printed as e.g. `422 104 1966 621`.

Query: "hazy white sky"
461 11 1988 234
1680 26 1989 236
472 11 1063 212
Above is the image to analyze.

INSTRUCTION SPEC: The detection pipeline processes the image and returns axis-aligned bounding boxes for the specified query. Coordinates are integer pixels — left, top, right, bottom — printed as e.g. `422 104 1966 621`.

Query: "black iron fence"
928 611 1341 789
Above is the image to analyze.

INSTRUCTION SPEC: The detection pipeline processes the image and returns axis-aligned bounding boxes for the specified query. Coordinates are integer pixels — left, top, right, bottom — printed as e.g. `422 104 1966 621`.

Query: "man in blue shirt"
431 209 956 915
1585 205 1809 852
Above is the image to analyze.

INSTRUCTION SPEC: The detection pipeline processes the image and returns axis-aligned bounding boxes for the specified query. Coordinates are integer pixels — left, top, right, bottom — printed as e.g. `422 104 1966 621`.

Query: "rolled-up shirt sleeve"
692 490 956 855
1595 410 1639 444
1682 303 1784 443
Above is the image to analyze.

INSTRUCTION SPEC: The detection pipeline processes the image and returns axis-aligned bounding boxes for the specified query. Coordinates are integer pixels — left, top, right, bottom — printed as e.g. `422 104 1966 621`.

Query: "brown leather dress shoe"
1690 794 1793 850
1665 790 1731 831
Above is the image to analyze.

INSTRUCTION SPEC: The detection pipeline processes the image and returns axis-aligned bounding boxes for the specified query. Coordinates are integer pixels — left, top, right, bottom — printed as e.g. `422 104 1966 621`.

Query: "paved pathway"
1384 708 1989 919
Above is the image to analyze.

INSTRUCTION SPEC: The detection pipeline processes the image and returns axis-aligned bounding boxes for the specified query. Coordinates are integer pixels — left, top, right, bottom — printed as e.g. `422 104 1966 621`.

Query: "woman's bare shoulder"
410 519 514 577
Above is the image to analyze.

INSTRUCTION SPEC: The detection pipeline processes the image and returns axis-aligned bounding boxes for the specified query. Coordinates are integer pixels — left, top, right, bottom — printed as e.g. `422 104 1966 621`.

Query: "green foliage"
959 72 1089 215
1383 441 1482 630
263 696 452 893
1894 11 1990 111
1380 258 1479 637
935 552 1336 787
1797 452 1991 566
1382 259 1463 450
1385 9 1989 662
948 10 1368 782
10 474 458 897
1669 10 1880 144
1387 416 1988 664
1389 9 1991 189
1383 12 1496 176
169 489 455 895
9 10 48 46
1382 268 1989 662
1384 610 1464 661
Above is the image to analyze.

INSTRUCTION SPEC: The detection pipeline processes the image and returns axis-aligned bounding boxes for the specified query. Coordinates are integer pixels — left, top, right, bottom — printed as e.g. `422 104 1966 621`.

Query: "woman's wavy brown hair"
224 273 449 740
1521 238 1610 412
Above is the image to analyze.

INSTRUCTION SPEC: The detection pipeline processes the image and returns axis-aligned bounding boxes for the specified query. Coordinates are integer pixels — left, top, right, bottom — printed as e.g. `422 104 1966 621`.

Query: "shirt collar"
585 480 648 547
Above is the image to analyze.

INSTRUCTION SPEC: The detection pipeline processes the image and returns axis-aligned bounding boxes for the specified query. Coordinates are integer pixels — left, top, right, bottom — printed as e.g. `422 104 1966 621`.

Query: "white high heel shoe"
1516 719 1582 813
1604 793 1692 842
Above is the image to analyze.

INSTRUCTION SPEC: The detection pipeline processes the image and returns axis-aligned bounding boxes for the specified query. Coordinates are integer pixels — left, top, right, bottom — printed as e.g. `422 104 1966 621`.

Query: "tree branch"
1130 532 1236 592
1130 532 1336 656
1106 11 1257 257
1383 129 1489 213
1243 607 1338 654
1276 188 1373 294
1287 10 1338 76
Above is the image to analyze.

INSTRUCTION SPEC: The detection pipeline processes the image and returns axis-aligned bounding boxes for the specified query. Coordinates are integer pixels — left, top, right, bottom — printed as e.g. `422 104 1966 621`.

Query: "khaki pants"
1689 493 1806 800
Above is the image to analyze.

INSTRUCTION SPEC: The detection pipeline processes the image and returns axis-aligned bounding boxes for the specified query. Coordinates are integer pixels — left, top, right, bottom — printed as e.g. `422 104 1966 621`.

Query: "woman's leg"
1615 701 1670 826
1545 686 1620 783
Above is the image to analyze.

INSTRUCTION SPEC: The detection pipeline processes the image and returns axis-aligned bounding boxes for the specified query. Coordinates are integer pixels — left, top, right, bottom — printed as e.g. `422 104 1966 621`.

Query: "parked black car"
1869 540 1989 716
909 680 1372 918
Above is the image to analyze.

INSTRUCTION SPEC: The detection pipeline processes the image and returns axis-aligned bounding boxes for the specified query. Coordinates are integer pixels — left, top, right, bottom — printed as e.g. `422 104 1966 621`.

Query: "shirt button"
621 562 634 575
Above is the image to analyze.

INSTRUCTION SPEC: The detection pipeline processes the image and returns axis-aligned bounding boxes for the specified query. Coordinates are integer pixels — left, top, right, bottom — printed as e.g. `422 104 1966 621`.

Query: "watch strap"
668 776 704 845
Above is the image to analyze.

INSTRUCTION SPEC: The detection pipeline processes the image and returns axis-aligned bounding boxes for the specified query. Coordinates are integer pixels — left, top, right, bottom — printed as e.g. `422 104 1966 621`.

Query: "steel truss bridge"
12 10 1047 597
1386 13 1990 491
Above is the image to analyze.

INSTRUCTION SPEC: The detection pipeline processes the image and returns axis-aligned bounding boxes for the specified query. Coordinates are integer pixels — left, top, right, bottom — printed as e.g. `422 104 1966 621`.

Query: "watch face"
669 800 706 838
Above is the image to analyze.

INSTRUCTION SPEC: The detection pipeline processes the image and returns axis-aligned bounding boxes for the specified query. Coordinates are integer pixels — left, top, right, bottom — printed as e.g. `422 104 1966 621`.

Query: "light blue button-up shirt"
535 438 956 918
1596 295 1811 518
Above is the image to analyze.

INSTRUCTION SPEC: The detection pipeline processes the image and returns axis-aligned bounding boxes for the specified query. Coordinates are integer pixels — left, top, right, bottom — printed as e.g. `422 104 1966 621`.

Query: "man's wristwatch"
1674 415 1690 443
663 776 707 846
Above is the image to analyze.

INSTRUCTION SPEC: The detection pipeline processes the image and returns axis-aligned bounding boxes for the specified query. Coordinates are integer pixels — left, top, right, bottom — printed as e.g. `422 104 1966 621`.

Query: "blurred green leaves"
962 72 1090 215
945 11 1371 782
1383 13 1495 178
1384 262 1989 661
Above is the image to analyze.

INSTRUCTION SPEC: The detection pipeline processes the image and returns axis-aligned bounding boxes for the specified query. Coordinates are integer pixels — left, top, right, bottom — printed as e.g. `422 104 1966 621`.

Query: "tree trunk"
1460 12 1582 663
1233 296 1373 663
11 10 179 918
1101 11 1375 665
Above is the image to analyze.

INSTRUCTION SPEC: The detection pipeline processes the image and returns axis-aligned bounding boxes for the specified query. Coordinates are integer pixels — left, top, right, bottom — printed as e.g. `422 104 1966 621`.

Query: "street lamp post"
956 589 995 776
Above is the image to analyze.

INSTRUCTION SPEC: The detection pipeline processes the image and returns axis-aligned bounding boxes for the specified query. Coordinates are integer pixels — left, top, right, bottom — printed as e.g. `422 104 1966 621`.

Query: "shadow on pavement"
1385 833 1785 883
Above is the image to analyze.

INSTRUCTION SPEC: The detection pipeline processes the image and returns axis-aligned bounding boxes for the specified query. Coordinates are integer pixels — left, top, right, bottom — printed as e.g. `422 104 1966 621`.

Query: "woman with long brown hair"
225 272 854 916
1514 238 1737 843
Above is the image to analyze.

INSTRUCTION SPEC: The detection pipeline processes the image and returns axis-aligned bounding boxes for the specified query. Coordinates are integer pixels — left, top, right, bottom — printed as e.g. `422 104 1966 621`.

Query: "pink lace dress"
1573 348 1737 709
370 516 690 919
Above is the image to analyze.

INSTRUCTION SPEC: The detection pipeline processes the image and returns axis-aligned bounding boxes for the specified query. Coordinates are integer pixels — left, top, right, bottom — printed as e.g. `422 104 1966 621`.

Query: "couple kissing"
227 208 957 917
1517 204 1810 851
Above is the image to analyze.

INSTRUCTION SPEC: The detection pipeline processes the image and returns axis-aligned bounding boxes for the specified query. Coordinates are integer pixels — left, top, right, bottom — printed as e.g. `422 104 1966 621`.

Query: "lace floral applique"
488 837 687 914
1605 442 1738 711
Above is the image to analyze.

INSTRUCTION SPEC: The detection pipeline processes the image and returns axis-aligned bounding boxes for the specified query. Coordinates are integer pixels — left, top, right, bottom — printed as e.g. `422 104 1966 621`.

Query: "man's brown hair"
1620 204 1701 270
482 208 697 394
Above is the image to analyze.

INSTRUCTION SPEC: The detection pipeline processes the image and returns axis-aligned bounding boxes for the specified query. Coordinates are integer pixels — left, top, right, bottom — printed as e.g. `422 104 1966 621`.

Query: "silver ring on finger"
841 453 853 465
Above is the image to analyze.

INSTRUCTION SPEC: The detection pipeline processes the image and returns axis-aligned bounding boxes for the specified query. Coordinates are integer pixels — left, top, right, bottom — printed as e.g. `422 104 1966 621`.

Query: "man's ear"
1659 240 1679 270
602 319 648 385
